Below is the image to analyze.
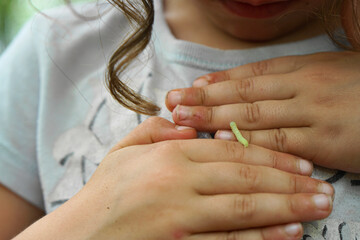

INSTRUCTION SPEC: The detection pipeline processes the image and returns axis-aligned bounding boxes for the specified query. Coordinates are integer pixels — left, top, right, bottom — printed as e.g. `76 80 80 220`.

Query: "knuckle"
206 106 215 125
244 103 260 124
259 229 267 240
225 141 245 161
153 141 179 156
287 196 298 216
233 195 256 220
198 87 208 105
222 231 242 240
146 169 181 193
251 60 270 76
223 70 232 81
234 78 254 102
270 152 280 169
313 95 338 109
143 116 164 127
146 144 183 190
303 63 333 82
288 174 298 193
287 55 302 70
244 130 252 145
321 124 341 139
238 165 261 191
270 129 288 152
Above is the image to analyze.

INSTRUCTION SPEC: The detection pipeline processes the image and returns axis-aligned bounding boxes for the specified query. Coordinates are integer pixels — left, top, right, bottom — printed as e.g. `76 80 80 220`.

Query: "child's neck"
164 0 325 50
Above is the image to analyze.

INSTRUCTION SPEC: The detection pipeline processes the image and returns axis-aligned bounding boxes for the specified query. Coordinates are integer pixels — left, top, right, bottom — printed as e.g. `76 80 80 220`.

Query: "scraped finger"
192 55 305 87
167 74 296 110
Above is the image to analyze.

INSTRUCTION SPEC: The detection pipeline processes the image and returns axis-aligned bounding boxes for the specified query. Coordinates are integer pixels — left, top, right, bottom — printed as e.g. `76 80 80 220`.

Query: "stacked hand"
17 117 334 240
166 51 360 173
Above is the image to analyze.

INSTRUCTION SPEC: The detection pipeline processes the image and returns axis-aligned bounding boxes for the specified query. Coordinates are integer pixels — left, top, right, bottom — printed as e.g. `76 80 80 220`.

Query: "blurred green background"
0 0 89 53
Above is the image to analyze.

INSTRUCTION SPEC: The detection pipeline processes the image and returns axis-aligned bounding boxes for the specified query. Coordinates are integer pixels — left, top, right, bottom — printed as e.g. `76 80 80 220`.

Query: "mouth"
232 0 289 6
221 0 293 19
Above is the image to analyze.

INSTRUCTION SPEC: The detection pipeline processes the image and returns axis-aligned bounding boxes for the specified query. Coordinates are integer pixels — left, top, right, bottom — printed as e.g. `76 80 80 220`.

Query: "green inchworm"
230 121 249 148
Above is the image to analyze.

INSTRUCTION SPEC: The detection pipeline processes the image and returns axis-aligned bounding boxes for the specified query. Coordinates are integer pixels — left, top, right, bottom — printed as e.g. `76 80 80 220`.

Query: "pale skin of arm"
1 117 334 240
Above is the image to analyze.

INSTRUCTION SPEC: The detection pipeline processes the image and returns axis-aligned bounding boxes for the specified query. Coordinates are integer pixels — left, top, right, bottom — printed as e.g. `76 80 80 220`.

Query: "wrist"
13 188 114 240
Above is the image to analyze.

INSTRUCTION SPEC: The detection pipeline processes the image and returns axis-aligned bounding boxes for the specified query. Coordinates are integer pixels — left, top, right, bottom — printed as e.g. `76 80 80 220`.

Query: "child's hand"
17 117 333 240
73 117 333 239
166 51 360 173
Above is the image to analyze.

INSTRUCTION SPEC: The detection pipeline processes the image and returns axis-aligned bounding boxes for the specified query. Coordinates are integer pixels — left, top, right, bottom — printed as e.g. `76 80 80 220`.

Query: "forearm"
13 189 110 240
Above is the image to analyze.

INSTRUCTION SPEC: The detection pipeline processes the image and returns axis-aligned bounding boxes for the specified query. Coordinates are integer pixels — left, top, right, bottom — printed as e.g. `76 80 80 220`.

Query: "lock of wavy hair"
66 0 360 115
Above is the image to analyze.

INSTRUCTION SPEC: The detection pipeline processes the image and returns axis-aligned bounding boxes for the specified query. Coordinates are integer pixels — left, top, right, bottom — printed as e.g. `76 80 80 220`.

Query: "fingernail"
193 77 209 88
215 130 235 140
174 105 192 121
175 125 194 131
313 194 332 210
284 223 302 237
319 183 334 196
299 159 313 175
167 91 182 107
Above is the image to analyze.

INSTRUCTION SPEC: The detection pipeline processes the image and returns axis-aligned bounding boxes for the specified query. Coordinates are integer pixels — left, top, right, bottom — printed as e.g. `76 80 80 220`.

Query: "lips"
231 0 289 6
221 0 292 19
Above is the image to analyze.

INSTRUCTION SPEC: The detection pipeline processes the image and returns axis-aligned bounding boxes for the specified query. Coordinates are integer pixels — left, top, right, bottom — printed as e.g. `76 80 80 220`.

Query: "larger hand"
166 51 360 173
16 117 333 240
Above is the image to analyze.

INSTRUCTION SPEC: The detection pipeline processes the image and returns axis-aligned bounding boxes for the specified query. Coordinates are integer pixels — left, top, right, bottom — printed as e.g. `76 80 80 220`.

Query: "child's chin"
222 19 313 43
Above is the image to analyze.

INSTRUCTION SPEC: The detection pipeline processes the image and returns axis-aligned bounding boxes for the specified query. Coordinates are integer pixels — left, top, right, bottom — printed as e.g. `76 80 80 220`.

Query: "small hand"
166 51 360 173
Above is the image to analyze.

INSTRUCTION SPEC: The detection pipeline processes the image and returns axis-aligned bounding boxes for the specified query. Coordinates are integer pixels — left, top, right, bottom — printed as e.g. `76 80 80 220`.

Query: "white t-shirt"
0 1 359 238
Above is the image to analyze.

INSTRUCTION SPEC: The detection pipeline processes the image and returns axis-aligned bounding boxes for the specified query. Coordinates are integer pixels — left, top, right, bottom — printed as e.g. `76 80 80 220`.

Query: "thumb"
109 117 197 153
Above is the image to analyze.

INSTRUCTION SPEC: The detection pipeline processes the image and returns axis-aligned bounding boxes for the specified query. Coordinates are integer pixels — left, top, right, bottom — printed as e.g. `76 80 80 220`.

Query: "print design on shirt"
303 167 360 239
325 170 346 184
303 220 360 239
48 75 144 211
49 92 109 209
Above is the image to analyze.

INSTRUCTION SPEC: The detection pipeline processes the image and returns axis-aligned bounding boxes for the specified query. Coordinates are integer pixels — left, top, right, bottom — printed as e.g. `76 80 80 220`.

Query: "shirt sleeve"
0 19 44 210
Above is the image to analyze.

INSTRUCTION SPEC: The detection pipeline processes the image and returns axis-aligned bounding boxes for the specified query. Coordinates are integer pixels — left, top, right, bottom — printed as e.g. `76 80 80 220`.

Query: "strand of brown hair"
60 0 359 115
321 0 360 51
106 0 160 116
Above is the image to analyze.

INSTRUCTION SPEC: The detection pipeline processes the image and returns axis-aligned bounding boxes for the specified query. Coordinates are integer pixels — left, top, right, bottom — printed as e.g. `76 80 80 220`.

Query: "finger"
192 55 305 87
166 74 296 111
188 223 303 240
193 162 333 195
172 100 311 131
192 53 339 87
215 128 314 160
178 139 313 175
190 193 332 232
108 117 197 153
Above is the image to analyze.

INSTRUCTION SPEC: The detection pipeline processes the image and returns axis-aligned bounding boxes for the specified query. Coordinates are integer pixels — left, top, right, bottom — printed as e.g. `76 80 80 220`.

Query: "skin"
0 185 44 239
165 0 326 49
10 117 334 240
167 52 360 173
190 0 324 41
2 0 352 239
165 0 360 172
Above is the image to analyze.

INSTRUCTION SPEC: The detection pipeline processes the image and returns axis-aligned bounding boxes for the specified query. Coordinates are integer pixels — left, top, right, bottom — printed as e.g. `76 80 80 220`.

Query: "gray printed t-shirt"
0 1 359 238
